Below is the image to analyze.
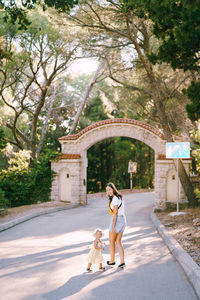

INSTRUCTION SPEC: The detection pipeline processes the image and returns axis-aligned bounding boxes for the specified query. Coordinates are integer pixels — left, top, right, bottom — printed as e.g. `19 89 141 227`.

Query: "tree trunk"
36 85 57 158
126 16 198 207
69 59 105 134
151 83 198 206
151 79 198 206
175 159 198 207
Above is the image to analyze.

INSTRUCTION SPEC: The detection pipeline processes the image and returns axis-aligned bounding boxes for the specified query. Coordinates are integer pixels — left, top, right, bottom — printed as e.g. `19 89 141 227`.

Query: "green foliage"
0 153 8 171
191 126 200 175
0 150 58 207
43 0 79 11
1 149 31 173
0 187 9 213
0 127 7 150
194 188 200 201
0 11 80 158
82 96 108 124
192 149 200 174
28 151 58 204
87 137 154 193
121 0 200 121
120 0 146 17
76 94 108 131
1 0 78 24
137 0 200 72
0 0 79 59
41 126 66 153
184 82 200 122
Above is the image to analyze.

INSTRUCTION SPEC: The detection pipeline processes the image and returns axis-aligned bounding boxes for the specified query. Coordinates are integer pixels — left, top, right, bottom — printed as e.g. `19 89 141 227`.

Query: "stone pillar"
155 158 191 209
51 157 82 204
155 158 167 209
80 150 87 205
51 172 59 201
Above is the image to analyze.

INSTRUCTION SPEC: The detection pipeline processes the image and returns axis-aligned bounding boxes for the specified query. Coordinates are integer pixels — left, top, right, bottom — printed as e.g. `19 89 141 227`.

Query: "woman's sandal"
107 261 116 265
118 262 125 268
99 267 106 271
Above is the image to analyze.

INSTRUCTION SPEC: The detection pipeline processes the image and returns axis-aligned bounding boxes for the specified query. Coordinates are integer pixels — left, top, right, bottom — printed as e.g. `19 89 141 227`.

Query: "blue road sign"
166 142 190 158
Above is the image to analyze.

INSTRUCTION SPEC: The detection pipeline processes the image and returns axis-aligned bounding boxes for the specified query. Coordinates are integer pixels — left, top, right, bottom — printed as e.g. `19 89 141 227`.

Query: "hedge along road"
0 192 198 300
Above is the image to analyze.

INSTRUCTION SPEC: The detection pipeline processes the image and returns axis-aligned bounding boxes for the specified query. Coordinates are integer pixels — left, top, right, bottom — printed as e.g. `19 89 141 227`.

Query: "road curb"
0 204 79 232
151 210 200 299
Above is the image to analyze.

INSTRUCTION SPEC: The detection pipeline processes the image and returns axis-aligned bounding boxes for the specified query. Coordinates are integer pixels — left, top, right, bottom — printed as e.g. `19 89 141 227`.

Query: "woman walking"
106 182 126 268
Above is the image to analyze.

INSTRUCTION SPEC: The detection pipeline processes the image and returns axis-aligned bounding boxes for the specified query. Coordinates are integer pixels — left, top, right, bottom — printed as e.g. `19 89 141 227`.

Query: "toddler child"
87 228 105 272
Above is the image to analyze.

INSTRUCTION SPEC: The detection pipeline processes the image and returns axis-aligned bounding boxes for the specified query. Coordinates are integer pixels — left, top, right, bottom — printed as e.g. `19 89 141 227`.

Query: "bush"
165 202 189 212
0 151 58 207
0 188 9 214
194 188 200 205
28 152 57 204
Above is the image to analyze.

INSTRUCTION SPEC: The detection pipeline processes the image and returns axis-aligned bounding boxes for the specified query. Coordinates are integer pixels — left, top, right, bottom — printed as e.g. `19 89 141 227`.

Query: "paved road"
0 193 198 300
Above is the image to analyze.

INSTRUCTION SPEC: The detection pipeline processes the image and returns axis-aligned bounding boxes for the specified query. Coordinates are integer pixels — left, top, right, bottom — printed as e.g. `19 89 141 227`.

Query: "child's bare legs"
87 263 92 271
99 263 105 271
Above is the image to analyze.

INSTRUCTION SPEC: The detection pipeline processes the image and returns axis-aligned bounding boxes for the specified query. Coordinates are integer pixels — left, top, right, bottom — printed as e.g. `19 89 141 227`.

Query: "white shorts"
109 215 126 233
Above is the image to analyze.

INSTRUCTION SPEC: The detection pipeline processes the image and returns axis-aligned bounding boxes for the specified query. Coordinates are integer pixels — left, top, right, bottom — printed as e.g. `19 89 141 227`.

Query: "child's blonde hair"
93 228 103 237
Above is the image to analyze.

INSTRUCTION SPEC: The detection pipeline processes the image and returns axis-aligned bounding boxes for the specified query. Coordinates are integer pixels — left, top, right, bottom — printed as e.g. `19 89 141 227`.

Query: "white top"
110 195 125 216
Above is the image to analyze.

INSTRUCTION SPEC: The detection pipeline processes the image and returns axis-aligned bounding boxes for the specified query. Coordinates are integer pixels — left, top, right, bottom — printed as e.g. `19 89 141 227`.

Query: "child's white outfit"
88 240 104 264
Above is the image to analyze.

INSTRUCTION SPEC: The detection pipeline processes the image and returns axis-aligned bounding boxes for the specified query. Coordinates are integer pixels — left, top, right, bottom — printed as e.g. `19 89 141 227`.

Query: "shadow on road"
42 267 124 300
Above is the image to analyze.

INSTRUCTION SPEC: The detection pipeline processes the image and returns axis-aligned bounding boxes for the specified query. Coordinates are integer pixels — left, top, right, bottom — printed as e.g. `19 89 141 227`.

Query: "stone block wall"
51 159 82 203
155 159 191 209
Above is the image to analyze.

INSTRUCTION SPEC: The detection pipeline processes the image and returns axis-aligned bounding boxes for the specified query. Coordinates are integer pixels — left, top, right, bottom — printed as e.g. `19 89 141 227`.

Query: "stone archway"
51 118 191 209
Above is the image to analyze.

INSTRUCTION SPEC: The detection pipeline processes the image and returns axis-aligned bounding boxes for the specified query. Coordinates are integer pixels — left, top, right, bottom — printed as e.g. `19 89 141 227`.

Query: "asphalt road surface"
0 192 198 300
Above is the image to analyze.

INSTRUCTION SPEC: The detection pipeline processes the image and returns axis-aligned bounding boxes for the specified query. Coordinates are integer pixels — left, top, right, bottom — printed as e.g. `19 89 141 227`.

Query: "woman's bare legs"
109 231 117 263
116 232 124 264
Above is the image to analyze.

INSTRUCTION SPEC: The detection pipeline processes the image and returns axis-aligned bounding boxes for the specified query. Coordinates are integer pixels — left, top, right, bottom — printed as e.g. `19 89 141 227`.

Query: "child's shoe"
86 268 92 272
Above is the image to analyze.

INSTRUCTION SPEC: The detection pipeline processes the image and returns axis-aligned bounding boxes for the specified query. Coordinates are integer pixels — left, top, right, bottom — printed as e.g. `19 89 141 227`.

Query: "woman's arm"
112 205 118 233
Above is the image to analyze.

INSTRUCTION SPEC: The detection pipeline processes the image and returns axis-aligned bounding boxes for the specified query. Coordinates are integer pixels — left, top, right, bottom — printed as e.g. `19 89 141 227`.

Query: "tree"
0 0 79 59
0 149 58 207
123 0 200 121
69 0 198 206
87 137 154 192
0 12 80 159
69 58 105 133
184 82 200 122
40 73 99 152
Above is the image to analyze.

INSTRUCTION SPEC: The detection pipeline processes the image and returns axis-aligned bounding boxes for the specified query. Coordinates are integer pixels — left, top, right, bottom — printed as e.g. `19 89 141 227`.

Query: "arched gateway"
51 118 191 209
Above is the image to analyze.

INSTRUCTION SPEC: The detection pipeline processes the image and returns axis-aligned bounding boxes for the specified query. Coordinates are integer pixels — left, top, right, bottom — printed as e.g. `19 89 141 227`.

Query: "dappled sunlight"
0 229 96 266
119 227 171 267
0 276 43 300
0 229 112 299
41 252 173 300
0 193 197 300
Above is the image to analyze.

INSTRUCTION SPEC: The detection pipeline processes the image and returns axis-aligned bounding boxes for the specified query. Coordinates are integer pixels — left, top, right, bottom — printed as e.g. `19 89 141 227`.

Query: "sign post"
128 161 137 190
176 158 179 212
166 142 190 214
130 172 133 190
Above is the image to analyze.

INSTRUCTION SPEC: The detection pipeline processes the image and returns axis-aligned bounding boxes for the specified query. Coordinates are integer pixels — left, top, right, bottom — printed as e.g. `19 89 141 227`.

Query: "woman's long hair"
106 182 122 202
